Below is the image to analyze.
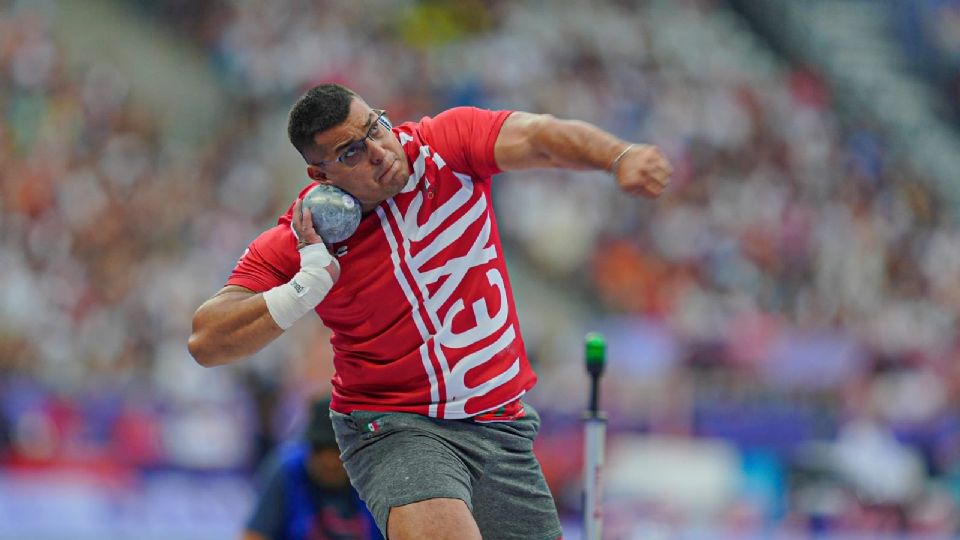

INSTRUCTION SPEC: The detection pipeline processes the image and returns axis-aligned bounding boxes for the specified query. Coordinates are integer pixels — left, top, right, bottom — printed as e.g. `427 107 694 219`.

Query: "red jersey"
227 107 536 420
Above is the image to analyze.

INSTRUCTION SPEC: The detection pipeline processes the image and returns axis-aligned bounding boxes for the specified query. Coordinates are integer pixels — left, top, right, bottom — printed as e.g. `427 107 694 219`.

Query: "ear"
306 165 332 184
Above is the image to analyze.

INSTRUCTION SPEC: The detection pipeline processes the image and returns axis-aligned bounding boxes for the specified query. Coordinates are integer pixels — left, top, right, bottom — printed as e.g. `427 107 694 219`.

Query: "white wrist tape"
263 243 337 330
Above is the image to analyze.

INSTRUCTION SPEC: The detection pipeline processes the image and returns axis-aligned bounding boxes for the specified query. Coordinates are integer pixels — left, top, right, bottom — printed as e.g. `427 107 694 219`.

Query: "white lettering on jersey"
401 145 432 194
380 147 520 418
378 203 441 418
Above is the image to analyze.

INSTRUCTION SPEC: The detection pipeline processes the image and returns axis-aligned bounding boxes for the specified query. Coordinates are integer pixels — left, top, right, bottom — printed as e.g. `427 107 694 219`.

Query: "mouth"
378 159 399 184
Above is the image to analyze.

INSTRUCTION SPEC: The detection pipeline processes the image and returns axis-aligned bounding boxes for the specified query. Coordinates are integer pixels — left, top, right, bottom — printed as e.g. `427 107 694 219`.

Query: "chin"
385 175 405 193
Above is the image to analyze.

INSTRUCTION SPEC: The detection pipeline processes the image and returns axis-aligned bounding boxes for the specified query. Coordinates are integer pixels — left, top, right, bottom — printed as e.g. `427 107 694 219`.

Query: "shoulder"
243 223 298 267
227 219 303 291
417 107 513 137
400 108 513 178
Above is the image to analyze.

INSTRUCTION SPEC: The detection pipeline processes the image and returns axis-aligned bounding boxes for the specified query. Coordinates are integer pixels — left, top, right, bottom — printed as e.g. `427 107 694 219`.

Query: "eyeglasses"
316 109 393 168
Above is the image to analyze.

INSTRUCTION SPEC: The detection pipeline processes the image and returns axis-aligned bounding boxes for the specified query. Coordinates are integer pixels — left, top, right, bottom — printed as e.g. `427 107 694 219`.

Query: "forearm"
188 289 285 367
495 110 671 197
189 243 338 367
532 117 630 171
495 112 630 172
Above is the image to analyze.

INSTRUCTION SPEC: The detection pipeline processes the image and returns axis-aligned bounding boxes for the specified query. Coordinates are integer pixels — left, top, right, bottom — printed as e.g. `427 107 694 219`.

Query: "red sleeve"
228 182 321 291
418 107 512 179
226 223 300 293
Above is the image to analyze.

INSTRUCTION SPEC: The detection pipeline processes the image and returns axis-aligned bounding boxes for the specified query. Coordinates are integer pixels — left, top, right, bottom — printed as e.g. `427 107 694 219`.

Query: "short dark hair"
287 83 357 159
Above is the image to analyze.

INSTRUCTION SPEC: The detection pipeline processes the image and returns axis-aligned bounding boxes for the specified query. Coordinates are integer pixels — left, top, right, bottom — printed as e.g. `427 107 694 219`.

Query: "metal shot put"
301 184 362 244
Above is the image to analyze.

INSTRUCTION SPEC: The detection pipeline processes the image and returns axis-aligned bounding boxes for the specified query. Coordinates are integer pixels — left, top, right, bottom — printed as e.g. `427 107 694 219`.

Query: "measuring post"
583 332 607 540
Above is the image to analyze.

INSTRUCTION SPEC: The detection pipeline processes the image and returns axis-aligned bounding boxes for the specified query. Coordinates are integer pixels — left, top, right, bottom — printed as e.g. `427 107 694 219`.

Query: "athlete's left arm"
493 111 672 198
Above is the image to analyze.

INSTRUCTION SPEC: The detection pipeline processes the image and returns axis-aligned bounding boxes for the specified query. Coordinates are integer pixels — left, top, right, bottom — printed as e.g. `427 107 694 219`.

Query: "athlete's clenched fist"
612 144 672 198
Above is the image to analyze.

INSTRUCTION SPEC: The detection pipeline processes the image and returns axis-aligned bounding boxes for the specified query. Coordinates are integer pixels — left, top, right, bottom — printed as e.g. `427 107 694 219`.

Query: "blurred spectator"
242 398 381 540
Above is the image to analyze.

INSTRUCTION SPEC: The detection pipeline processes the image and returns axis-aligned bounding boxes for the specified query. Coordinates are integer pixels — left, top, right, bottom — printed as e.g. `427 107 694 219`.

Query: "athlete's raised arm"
188 199 338 367
493 111 672 198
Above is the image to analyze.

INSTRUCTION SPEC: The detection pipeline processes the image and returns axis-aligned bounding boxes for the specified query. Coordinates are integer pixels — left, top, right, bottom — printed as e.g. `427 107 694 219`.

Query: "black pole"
584 332 606 415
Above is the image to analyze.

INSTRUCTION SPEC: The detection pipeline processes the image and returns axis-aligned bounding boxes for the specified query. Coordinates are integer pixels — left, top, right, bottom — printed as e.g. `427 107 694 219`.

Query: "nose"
367 139 387 165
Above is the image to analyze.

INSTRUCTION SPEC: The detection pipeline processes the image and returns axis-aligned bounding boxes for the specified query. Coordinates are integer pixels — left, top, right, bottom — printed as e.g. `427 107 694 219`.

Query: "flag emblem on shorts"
364 421 380 433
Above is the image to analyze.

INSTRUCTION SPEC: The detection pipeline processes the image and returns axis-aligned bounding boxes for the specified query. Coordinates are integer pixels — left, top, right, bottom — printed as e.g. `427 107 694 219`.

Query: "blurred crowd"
0 1 314 476
2 0 960 537
890 0 960 121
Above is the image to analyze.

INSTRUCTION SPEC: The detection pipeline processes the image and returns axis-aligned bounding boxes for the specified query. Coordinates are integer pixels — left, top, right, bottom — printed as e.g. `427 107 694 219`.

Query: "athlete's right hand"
292 198 340 281
292 198 325 250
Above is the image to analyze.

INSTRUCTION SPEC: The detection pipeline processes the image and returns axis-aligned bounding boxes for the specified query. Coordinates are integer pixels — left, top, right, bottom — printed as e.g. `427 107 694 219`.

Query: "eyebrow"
331 112 377 155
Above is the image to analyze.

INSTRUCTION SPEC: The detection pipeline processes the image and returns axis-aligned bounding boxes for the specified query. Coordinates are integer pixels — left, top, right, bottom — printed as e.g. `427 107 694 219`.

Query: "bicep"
213 285 256 299
196 285 258 315
493 111 555 171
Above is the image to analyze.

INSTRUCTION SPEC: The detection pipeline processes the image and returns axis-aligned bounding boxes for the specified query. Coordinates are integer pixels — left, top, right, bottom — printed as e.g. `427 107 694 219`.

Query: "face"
305 98 410 213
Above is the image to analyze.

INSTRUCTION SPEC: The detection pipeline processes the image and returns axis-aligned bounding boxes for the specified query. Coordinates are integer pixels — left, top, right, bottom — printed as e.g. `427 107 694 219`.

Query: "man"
242 398 382 540
190 83 670 539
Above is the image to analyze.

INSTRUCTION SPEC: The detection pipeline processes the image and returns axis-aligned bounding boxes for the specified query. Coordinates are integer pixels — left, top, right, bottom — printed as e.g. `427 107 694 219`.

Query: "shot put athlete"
188 83 671 540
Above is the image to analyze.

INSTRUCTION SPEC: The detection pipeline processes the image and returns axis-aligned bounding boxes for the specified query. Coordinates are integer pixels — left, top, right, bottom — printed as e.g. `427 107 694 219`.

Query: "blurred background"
3 0 960 538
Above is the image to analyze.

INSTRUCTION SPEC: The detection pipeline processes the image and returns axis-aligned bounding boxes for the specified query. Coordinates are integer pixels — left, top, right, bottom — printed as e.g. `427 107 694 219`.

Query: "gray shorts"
330 403 562 540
